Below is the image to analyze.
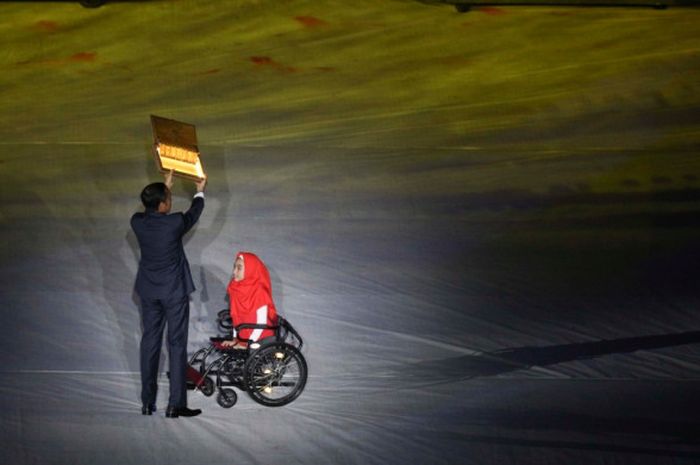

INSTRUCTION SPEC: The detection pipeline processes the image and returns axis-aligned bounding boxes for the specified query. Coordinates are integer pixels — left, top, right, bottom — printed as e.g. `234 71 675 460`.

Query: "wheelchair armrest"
229 318 303 349
234 323 279 331
232 323 280 346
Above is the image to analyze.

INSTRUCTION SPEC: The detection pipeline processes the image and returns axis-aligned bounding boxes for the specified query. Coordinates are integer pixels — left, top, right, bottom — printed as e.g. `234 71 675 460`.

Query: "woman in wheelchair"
188 251 307 407
221 252 278 349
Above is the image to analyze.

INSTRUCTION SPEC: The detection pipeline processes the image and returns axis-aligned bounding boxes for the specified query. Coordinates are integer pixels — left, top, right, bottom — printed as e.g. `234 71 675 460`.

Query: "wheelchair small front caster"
217 388 238 408
80 0 106 7
200 377 215 397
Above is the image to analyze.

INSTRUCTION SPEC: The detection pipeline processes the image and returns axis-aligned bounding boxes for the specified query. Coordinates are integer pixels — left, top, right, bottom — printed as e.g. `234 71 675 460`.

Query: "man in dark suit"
131 171 206 418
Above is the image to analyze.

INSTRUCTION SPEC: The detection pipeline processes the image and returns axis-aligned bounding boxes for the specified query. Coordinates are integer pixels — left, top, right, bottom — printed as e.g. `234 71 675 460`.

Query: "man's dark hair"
140 182 169 209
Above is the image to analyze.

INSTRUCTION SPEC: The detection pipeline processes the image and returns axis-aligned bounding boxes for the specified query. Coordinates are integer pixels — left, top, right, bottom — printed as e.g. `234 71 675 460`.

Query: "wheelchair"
186 309 307 408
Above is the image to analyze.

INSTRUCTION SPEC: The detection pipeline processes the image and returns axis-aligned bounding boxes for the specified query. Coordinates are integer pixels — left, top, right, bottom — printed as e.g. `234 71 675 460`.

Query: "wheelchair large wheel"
243 343 307 407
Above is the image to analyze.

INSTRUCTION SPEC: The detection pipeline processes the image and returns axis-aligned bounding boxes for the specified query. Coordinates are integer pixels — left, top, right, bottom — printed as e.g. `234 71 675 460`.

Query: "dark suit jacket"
131 196 204 300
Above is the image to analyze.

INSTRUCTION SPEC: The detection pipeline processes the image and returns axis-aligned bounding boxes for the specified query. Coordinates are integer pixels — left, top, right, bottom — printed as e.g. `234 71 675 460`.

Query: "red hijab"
227 252 277 341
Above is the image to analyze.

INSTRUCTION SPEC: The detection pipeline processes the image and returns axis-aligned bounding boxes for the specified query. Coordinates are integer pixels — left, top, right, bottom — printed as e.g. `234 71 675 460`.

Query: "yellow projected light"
151 115 205 181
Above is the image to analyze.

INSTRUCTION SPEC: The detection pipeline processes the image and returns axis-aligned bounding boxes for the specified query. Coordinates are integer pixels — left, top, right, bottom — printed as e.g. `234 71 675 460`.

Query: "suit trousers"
139 294 190 408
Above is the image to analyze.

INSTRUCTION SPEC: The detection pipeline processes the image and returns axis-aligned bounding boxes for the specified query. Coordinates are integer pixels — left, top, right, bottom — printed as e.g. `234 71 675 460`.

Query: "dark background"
1 1 699 463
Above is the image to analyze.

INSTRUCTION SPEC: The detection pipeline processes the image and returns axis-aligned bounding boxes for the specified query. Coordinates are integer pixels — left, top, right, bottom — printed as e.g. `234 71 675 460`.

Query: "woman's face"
233 257 245 282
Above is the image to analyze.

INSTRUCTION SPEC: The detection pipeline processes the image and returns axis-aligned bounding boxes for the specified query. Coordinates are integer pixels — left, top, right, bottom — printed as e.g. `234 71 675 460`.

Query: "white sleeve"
249 305 268 342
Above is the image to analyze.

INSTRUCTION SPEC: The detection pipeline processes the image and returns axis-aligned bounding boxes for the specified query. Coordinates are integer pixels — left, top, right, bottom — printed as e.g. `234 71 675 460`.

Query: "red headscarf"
227 252 278 342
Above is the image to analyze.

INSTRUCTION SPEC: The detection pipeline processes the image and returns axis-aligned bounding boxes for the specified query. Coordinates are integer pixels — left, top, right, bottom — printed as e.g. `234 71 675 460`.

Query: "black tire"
216 388 238 408
200 377 215 397
80 0 106 7
243 343 307 407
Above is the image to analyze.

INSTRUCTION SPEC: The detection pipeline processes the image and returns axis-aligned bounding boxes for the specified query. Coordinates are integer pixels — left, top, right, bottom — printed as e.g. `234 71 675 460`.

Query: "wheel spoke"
244 344 307 406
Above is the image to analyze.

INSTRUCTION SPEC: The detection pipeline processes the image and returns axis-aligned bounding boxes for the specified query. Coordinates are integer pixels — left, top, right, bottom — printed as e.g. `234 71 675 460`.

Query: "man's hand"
195 175 207 193
164 170 174 189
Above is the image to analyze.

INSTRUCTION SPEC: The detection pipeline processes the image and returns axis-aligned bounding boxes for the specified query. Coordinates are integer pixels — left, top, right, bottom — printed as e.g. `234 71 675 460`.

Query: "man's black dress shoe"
141 405 155 415
165 406 202 418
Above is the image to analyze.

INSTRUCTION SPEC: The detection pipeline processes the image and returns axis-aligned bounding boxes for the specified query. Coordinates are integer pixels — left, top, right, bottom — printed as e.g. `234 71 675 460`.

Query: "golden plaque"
150 115 205 181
